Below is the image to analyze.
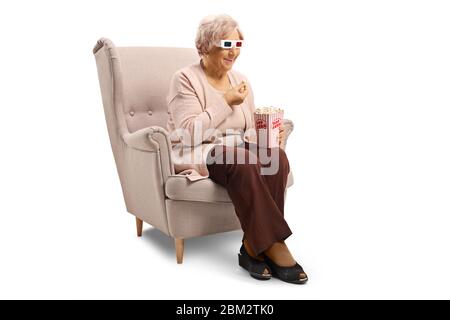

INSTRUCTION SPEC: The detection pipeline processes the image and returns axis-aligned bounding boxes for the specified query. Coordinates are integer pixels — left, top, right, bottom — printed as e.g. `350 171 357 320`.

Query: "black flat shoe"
238 244 272 280
264 255 308 284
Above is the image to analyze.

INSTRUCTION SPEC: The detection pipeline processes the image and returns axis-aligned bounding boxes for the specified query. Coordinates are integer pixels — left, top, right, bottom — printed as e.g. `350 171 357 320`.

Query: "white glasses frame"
217 39 244 49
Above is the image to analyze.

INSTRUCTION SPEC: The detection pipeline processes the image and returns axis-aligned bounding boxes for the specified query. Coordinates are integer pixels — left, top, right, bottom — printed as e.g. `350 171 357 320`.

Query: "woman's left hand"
278 125 285 147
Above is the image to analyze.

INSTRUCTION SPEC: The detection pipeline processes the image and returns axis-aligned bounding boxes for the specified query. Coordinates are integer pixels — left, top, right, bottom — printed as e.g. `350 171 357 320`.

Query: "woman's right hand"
224 81 248 107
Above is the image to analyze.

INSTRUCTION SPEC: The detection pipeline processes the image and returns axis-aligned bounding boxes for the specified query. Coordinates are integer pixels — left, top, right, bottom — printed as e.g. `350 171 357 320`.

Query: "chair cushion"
165 170 294 202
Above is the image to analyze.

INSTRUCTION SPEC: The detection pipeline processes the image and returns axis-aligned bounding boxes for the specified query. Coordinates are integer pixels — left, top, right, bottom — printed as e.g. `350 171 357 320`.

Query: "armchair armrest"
123 126 175 180
123 126 159 152
280 118 294 151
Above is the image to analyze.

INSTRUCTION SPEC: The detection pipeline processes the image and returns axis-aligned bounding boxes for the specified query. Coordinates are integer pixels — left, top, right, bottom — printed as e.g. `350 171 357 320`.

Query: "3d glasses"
217 40 244 49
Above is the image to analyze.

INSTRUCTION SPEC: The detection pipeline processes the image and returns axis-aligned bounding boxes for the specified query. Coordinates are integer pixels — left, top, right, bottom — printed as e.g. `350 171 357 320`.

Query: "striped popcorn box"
254 106 284 148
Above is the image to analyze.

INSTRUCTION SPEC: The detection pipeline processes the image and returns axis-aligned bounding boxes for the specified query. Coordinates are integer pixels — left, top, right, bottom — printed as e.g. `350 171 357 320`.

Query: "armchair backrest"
93 37 198 135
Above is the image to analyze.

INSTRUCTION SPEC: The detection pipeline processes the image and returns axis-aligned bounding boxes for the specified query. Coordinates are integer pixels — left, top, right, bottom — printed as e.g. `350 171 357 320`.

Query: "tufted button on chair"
93 38 295 263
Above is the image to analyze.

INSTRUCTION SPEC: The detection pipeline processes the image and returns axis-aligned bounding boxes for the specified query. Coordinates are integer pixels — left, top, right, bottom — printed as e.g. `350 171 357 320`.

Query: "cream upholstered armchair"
92 38 295 264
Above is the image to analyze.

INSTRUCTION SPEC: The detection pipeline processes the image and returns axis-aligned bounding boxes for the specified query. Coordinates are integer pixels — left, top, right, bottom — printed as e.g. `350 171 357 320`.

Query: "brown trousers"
206 141 292 256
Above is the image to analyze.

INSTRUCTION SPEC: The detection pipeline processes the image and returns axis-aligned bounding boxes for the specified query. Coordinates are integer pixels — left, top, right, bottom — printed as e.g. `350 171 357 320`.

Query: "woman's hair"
195 14 244 57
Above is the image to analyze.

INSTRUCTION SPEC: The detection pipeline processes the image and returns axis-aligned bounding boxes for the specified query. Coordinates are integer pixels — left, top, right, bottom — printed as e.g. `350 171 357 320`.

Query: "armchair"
92 38 295 263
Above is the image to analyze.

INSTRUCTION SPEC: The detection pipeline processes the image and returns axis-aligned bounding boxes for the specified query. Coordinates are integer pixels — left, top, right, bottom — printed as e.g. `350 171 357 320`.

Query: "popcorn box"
254 107 284 148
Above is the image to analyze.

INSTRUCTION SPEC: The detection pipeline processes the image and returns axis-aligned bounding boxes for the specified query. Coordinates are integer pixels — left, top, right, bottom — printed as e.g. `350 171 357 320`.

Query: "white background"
0 0 449 299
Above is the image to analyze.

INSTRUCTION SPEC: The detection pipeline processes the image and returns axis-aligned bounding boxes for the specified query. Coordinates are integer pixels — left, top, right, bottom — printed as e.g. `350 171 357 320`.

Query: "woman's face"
207 29 241 72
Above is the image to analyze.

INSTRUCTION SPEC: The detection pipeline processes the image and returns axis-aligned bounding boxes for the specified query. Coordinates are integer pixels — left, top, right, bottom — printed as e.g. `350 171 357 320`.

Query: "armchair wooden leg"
175 238 184 264
136 217 143 237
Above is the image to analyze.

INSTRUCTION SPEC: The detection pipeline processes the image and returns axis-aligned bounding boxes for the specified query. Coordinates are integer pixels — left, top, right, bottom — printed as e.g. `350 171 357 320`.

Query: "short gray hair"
195 14 244 57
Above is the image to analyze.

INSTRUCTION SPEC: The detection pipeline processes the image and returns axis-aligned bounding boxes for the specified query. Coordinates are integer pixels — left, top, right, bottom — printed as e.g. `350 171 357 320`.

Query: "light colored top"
166 60 257 181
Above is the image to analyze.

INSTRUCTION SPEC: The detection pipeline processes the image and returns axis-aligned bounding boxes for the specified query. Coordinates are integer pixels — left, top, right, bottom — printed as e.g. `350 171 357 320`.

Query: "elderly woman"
166 14 307 284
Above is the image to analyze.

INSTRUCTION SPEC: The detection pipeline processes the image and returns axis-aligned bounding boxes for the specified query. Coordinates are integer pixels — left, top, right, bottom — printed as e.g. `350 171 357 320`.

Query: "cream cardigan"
166 61 257 182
